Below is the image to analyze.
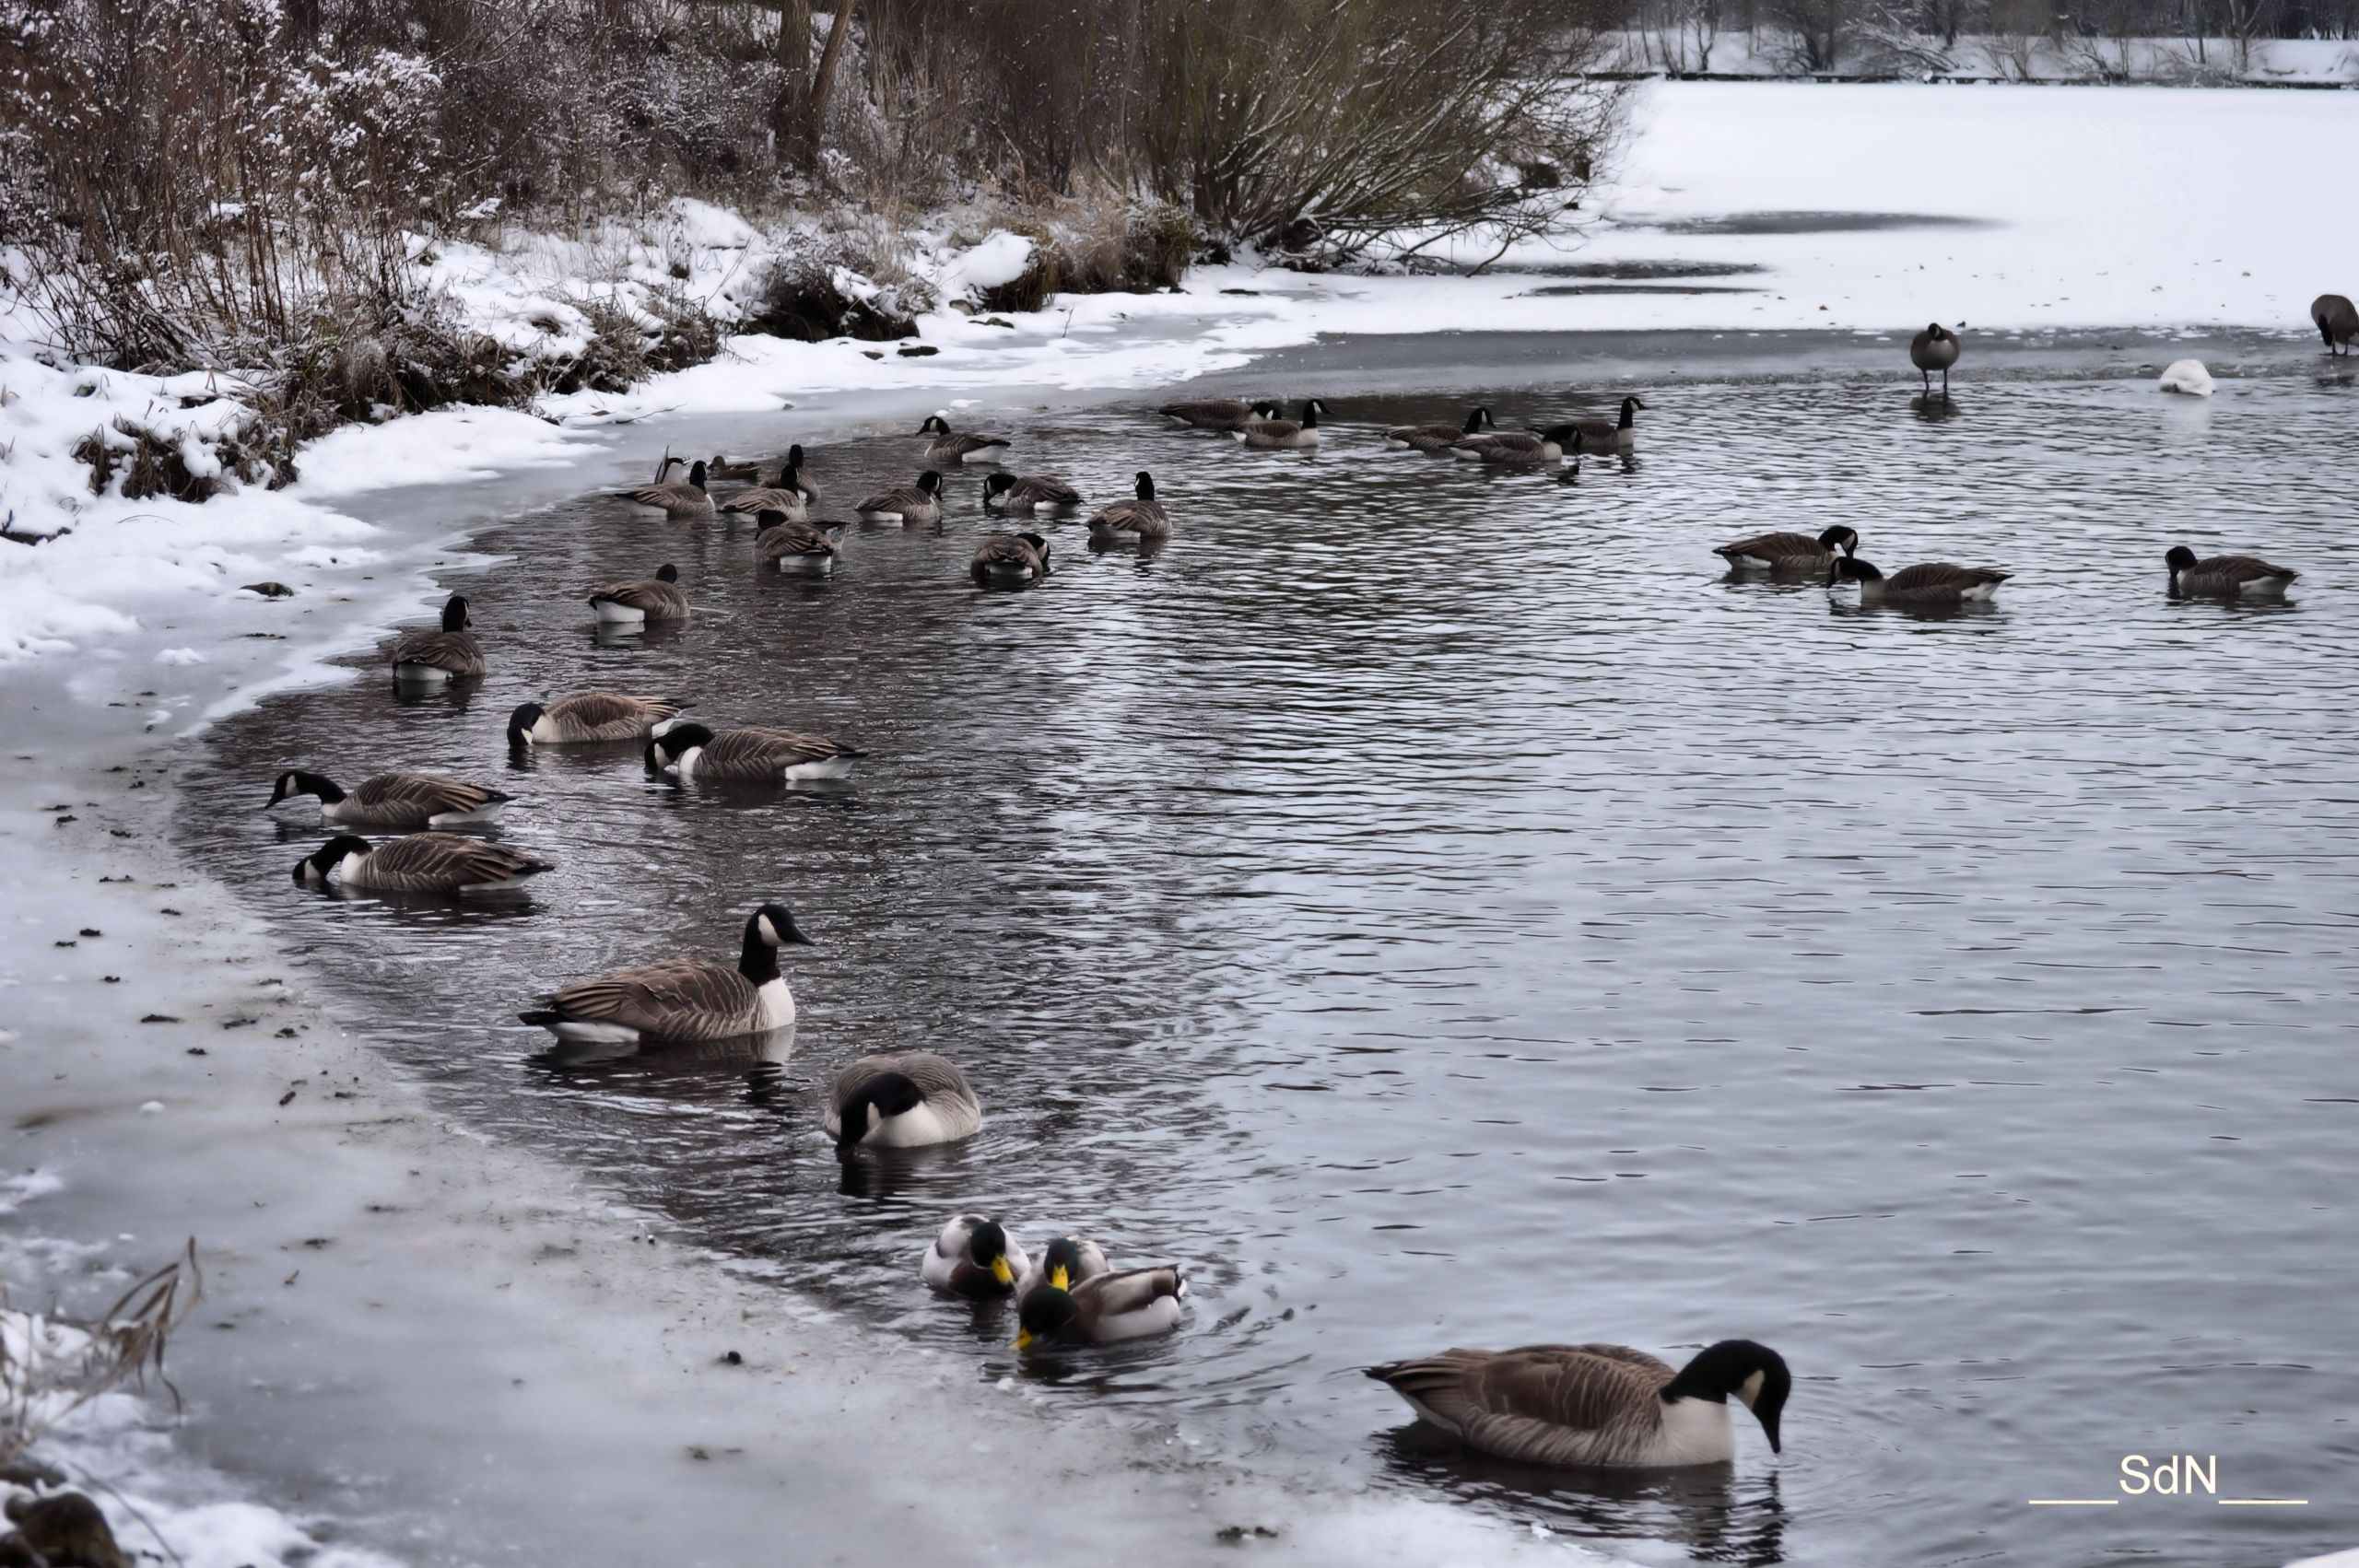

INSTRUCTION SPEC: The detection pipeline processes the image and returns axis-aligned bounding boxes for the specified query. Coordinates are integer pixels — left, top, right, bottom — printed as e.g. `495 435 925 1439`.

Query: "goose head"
654 563 679 583
2165 545 2200 573
1015 1285 1079 1349
294 835 370 885
917 415 952 435
1661 1340 1791 1455
981 472 1017 503
1247 399 1285 423
264 769 334 809
507 702 546 747
1830 556 1884 585
749 902 816 950
439 594 471 632
1462 406 1496 433
1817 526 1860 558
1298 397 1328 425
686 460 709 488
1622 395 1648 415
1925 322 1952 343
1039 1236 1086 1292
961 1219 1020 1288
1019 532 1050 568
1133 470 1156 501
835 1069 923 1158
753 509 793 532
645 721 715 776
917 470 944 495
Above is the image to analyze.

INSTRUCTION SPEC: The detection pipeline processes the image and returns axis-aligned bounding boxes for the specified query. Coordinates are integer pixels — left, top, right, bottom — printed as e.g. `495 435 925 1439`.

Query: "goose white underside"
774 555 834 576
545 1018 644 1045
591 600 648 625
423 804 505 826
982 562 1036 581
1957 581 2002 603
782 756 855 782
392 662 454 685
861 1102 962 1148
2179 572 2294 596
859 509 907 521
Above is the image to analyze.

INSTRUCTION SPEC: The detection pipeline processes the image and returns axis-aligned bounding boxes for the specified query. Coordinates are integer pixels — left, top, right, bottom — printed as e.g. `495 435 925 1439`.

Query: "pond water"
180 342 2359 1567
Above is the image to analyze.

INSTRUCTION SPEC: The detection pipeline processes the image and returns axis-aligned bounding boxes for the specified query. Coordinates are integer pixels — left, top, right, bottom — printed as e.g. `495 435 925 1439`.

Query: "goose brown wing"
1088 500 1168 535
363 836 546 892
1458 431 1539 457
972 533 1044 569
390 630 485 675
755 521 839 561
1714 532 1825 562
2198 554 2297 582
543 959 755 1037
704 727 861 775
586 579 690 616
859 484 927 512
1885 562 2009 593
619 482 704 507
350 772 506 818
720 486 808 516
1012 475 1082 506
550 691 680 737
1373 1345 1670 1462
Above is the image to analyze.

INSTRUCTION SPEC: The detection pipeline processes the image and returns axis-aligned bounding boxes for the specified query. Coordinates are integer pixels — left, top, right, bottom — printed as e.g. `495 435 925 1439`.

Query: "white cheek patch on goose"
757 914 780 945
1737 1369 1766 1409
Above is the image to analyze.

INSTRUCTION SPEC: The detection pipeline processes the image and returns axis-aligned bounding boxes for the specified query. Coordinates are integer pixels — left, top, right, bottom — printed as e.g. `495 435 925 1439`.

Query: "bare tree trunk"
769 0 812 155
801 0 857 171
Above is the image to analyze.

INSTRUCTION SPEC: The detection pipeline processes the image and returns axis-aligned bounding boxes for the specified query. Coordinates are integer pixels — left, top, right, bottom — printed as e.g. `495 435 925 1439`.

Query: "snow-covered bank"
1610 29 2359 84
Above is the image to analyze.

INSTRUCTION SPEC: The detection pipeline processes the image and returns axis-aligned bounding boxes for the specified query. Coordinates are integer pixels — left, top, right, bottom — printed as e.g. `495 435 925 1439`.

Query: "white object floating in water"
2157 358 2215 396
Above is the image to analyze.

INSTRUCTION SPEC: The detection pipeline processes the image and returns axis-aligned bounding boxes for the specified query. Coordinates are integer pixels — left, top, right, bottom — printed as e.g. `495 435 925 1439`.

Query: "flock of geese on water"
252 317 2339 1470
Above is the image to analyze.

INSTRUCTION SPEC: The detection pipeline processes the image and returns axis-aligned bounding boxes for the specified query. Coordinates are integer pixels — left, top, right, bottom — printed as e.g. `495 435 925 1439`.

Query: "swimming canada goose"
920 1214 1032 1298
1831 556 2009 609
645 721 864 782
1034 1235 1110 1292
855 470 945 523
264 769 511 830
1572 395 1646 451
389 594 485 684
972 532 1051 585
718 463 810 519
1385 407 1496 452
825 1051 982 1153
1365 1340 1790 1469
585 563 690 625
519 904 815 1046
508 692 686 746
753 510 842 575
1715 525 1860 574
294 833 550 895
917 415 1011 464
616 458 717 519
2311 294 2357 356
982 472 1084 513
1238 398 1327 450
2165 545 2299 597
1156 397 1282 431
1453 425 1583 467
1086 472 1169 544
1015 1266 1187 1348
781 446 822 502
1910 323 1961 395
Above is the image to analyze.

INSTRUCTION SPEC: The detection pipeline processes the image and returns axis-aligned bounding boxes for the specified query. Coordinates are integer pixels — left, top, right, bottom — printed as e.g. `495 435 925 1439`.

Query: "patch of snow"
154 647 206 666
946 229 1036 295
2158 357 2216 394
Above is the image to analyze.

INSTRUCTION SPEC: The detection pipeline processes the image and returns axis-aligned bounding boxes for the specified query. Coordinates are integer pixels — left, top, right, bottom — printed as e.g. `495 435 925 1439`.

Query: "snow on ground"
1610 29 2359 83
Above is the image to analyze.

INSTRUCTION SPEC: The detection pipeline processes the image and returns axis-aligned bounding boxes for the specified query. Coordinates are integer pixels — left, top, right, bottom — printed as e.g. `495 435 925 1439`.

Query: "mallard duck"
644 721 863 782
1086 472 1168 544
2312 294 2356 356
520 904 815 1045
918 415 1011 464
1831 556 2009 609
753 510 842 575
1910 324 1961 395
1366 1340 1790 1469
389 595 485 684
920 1215 1031 1298
982 473 1084 513
1386 407 1495 451
855 470 945 523
826 1051 982 1153
1452 425 1583 467
508 693 686 746
1015 1266 1187 1348
706 454 764 482
2165 545 2298 596
293 834 549 895
1571 395 1645 451
1034 1235 1109 1292
264 768 511 830
1156 397 1282 431
1715 525 1860 574
1238 398 1327 450
971 532 1050 585
719 463 810 519
586 563 690 624
616 458 717 518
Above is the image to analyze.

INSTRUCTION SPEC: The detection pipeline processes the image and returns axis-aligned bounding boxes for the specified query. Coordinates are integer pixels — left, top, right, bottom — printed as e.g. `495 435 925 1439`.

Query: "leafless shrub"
1 1242 202 1471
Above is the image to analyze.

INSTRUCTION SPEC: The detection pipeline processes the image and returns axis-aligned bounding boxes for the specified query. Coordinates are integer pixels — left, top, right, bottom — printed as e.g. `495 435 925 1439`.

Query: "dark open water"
180 343 2359 1567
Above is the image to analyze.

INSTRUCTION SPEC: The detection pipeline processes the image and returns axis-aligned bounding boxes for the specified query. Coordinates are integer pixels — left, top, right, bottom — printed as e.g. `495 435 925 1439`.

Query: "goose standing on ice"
982 472 1084 513
508 693 685 747
920 1215 1032 1298
1086 471 1169 544
826 1051 982 1154
1386 407 1495 452
2311 294 2357 356
1157 397 1282 431
1910 323 1961 396
1239 398 1327 450
585 563 691 625
389 595 486 684
616 458 717 519
644 721 864 782
918 415 1011 464
1715 525 1860 575
753 510 842 575
294 834 550 895
1831 556 2009 611
972 532 1051 585
855 470 945 524
264 769 511 830
2165 545 2298 597
519 904 816 1045
1365 1340 1790 1469
1571 395 1646 452
1016 1267 1188 1348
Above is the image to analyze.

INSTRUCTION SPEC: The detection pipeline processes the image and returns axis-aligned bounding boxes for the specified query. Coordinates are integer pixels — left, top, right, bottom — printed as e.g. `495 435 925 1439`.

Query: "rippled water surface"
182 346 2359 1566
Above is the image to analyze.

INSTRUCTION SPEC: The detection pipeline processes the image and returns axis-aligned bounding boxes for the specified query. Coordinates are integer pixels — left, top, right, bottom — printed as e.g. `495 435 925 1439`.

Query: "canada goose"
645 721 864 782
1571 395 1646 451
972 532 1051 585
1831 556 2009 609
1386 407 1496 452
264 769 511 830
520 904 815 1045
1910 323 1960 395
1365 1340 1790 1469
508 692 686 747
825 1051 982 1153
1715 525 1860 574
616 458 717 519
1015 1267 1187 1348
1035 1235 1109 1293
982 472 1084 512
389 595 485 684
585 563 690 625
2165 545 2298 597
782 446 822 502
1453 425 1583 467
706 454 763 482
917 415 1011 464
753 510 842 575
1238 398 1327 449
1086 472 1169 544
2312 294 2357 356
719 463 810 519
294 833 550 895
920 1215 1031 1298
1156 397 1282 431
855 470 945 523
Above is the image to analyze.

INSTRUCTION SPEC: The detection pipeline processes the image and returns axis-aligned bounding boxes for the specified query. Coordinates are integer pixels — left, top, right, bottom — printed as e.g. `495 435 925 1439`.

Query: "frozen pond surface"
178 336 2359 1565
